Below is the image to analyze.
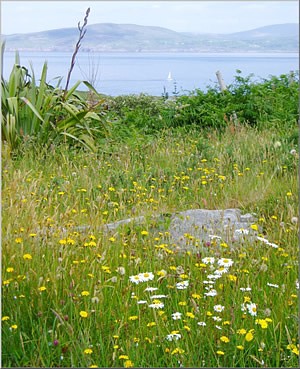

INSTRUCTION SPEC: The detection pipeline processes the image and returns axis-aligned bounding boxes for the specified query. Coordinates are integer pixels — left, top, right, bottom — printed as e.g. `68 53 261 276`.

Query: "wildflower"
81 291 90 296
137 300 147 304
186 312 195 319
129 316 138 321
172 312 182 320
84 348 93 354
171 348 185 355
267 283 279 288
139 272 154 282
2 316 10 321
144 287 158 292
202 257 215 264
119 355 129 360
15 237 23 243
176 280 189 290
204 289 217 297
6 267 14 273
237 328 247 335
216 350 224 355
10 325 18 330
213 305 225 313
290 149 297 155
79 311 88 318
212 316 222 322
141 230 149 236
255 319 268 329
246 302 257 316
245 331 254 342
250 224 258 231
291 217 298 224
23 253 32 260
217 258 233 267
166 333 181 341
197 321 206 326
148 300 164 309
38 286 47 292
192 293 201 299
236 345 244 350
129 274 142 284
124 360 134 368
117 267 126 275
220 336 230 343
150 294 167 299
147 322 156 327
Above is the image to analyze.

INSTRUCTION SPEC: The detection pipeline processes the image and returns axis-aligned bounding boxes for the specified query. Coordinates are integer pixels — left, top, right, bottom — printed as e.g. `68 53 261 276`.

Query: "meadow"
1 46 299 367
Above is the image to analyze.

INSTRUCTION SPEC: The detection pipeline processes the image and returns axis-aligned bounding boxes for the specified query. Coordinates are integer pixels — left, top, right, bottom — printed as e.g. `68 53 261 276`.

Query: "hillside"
3 23 299 52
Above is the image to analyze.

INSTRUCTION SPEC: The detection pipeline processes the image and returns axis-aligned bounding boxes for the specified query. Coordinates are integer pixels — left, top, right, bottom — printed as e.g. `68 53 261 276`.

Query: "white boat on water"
167 71 173 81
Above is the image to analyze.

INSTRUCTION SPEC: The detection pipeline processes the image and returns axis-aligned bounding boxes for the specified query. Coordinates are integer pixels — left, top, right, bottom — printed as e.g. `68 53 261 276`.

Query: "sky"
1 1 299 35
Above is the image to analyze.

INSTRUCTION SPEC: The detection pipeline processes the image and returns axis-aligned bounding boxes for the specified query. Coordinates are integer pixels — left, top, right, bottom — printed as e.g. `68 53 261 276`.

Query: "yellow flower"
119 355 129 360
2 316 10 321
6 267 14 273
171 348 185 355
124 360 134 368
147 322 156 327
250 224 258 231
38 286 47 292
81 291 90 296
84 348 93 354
141 230 149 236
216 350 224 355
10 325 18 330
292 347 299 356
23 254 32 260
245 331 254 342
192 293 201 299
236 345 244 350
79 311 88 318
255 319 268 329
15 237 23 243
220 336 230 343
237 328 247 335
186 312 195 319
129 316 138 321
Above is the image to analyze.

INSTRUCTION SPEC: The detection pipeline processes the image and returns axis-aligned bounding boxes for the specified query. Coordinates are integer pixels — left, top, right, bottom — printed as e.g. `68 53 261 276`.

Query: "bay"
3 51 299 96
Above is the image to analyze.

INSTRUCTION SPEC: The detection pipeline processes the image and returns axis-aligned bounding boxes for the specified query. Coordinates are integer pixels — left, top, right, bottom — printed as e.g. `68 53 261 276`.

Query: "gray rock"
165 208 257 251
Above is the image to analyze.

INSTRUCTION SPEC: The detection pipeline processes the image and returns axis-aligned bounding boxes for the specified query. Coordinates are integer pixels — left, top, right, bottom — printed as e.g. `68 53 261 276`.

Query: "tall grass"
2 124 298 367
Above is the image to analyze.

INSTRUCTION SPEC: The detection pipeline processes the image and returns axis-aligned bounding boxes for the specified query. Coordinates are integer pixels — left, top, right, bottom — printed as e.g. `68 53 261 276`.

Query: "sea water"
3 51 299 96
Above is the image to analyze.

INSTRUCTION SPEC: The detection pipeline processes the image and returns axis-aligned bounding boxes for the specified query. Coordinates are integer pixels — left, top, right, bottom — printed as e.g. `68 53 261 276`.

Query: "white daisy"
171 312 182 320
150 294 168 299
204 289 217 297
213 304 225 313
240 287 252 292
176 280 189 290
217 258 234 267
246 302 257 316
166 333 181 341
197 321 206 326
144 287 158 292
138 272 154 282
129 274 143 284
148 301 164 309
267 283 279 288
202 257 215 264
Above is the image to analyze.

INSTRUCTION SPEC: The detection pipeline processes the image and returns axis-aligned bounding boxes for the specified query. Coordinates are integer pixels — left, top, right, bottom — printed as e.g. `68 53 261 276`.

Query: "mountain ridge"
3 22 299 53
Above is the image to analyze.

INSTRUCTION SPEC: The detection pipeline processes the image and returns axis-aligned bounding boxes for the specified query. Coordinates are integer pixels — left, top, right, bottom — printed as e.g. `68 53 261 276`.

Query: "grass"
2 122 299 367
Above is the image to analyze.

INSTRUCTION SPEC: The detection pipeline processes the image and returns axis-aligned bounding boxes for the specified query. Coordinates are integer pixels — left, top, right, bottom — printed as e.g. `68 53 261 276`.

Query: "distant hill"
3 23 299 53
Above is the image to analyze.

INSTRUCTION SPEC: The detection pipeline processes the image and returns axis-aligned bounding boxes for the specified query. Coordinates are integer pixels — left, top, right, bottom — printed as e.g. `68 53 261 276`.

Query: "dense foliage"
1 51 299 155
